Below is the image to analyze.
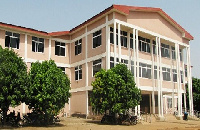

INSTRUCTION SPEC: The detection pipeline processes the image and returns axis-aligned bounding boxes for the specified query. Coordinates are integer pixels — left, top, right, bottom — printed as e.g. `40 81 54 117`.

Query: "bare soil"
0 117 200 130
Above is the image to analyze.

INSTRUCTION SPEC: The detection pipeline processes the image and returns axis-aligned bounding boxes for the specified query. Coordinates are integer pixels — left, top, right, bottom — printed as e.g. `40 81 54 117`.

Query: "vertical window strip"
75 65 82 80
32 36 44 53
93 59 102 76
93 30 101 48
75 39 82 55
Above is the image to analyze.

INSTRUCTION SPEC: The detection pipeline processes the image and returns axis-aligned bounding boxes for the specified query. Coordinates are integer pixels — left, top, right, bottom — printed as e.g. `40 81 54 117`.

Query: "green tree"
91 64 141 114
26 60 71 123
0 45 28 123
186 77 200 111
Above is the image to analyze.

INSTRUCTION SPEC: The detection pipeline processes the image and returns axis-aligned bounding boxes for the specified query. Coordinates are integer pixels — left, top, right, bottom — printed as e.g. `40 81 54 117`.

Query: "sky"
0 0 199 78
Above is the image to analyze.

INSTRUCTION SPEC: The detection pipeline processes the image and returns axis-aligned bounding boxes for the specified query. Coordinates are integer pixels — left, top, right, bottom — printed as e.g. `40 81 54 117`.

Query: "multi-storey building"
0 5 194 119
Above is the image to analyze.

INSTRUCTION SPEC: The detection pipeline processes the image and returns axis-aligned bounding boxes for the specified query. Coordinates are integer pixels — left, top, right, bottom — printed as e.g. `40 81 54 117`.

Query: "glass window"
58 67 65 74
75 39 82 55
93 59 101 76
173 69 177 82
55 41 65 56
75 65 82 80
167 98 172 108
5 31 20 49
139 62 151 79
138 36 150 53
32 36 44 53
93 30 101 48
120 30 127 48
180 71 183 83
161 43 170 58
185 68 187 77
162 67 171 81
154 66 157 79
110 57 114 68
121 58 128 66
171 46 176 60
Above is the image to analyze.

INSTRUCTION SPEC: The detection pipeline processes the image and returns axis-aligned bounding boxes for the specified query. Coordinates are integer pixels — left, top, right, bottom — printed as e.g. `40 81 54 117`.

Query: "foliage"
0 45 28 122
91 64 141 114
26 60 71 120
186 77 200 111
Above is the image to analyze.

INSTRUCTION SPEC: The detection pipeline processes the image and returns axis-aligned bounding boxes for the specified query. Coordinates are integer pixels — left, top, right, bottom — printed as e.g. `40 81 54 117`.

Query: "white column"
158 37 163 117
151 38 155 114
128 31 131 70
118 23 121 62
48 38 51 60
136 29 140 116
106 15 110 70
182 49 187 112
114 21 117 65
25 34 27 62
176 43 181 116
85 26 89 117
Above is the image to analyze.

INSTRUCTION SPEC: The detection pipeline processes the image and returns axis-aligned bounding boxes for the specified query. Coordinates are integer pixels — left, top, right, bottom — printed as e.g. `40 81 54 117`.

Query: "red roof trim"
48 31 70 36
0 5 193 40
112 4 193 40
0 22 48 36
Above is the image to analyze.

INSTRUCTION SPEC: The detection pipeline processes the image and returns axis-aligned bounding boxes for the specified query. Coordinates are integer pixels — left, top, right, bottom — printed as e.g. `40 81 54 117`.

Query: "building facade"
0 5 194 118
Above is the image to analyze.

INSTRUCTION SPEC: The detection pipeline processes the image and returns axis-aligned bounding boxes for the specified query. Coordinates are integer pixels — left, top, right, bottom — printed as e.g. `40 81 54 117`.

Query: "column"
128 31 131 70
136 29 140 116
118 23 121 61
176 43 181 116
156 37 161 117
114 21 117 65
85 26 89 117
151 38 155 114
106 15 110 70
48 38 51 60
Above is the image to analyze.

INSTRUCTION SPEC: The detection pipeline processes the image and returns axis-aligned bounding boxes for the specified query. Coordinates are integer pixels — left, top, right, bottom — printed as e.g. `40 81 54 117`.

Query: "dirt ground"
1 117 200 130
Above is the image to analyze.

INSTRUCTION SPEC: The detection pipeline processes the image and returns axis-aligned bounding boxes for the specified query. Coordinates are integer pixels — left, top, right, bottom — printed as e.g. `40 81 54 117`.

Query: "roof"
0 5 193 40
0 22 48 36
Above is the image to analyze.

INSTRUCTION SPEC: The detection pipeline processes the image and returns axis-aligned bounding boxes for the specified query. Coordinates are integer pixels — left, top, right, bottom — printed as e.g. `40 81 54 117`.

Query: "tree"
25 60 71 123
186 77 200 111
91 64 141 114
0 45 28 123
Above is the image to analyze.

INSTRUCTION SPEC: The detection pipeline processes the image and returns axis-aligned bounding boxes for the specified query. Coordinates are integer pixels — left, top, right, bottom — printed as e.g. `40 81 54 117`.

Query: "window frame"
75 65 82 81
75 39 82 55
5 31 20 49
93 30 102 48
32 36 44 53
55 41 66 56
138 36 151 53
162 67 171 81
92 59 102 76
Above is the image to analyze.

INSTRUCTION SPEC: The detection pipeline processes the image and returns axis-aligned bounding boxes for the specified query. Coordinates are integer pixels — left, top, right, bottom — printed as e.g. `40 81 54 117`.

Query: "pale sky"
0 0 199 78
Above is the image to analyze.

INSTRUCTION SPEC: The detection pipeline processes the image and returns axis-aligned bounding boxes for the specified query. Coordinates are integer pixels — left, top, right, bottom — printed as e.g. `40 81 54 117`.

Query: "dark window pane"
5 36 10 47
10 38 17 48
32 41 35 52
61 47 65 56
6 31 12 36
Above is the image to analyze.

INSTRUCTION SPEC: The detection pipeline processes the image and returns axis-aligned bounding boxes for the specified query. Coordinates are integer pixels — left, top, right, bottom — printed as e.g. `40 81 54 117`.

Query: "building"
0 5 194 119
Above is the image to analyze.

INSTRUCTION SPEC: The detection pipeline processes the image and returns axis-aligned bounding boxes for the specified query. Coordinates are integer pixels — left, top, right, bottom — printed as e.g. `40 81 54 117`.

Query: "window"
138 36 150 53
180 71 183 83
120 31 127 48
58 67 65 74
110 27 118 45
185 68 187 77
161 43 170 58
110 57 114 68
139 63 151 79
171 47 176 60
55 41 65 56
5 31 20 49
32 36 44 53
75 39 82 55
154 66 157 79
93 59 101 76
75 65 82 80
131 61 135 76
167 98 172 108
172 69 177 82
179 49 183 61
162 67 171 81
93 30 101 48
121 58 128 66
